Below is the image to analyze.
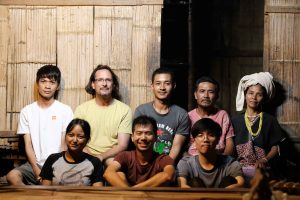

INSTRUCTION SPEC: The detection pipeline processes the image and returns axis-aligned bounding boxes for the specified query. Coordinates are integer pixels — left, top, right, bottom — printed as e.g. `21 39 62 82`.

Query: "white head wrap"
236 72 275 111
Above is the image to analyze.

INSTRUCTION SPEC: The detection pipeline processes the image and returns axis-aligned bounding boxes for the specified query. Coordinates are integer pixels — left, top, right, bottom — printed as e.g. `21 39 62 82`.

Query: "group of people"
5 64 285 188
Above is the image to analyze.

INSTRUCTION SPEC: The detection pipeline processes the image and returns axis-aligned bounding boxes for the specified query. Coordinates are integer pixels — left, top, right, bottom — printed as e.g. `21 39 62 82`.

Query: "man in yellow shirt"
75 65 132 166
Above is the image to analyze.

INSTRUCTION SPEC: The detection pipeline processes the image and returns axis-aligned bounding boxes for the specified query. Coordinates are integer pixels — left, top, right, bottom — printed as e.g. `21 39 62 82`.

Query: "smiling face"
194 131 219 155
245 84 265 111
92 69 114 98
132 124 156 152
65 125 88 153
194 82 218 108
151 73 175 101
37 77 59 100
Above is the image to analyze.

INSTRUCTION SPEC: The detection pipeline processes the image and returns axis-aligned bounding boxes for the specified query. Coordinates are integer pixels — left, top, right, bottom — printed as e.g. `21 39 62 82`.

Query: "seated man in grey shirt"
177 118 244 188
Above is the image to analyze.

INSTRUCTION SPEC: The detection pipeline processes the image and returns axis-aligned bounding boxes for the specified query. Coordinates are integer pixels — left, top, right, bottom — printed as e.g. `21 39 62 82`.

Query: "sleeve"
176 158 189 178
118 106 132 134
114 151 129 171
40 154 60 181
226 159 243 178
17 107 30 135
133 105 144 119
222 112 235 139
176 111 190 136
159 155 174 169
63 106 74 131
74 104 84 119
89 156 104 184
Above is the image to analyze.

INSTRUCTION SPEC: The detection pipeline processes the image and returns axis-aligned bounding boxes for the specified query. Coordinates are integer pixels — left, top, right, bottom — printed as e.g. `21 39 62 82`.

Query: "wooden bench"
0 131 26 164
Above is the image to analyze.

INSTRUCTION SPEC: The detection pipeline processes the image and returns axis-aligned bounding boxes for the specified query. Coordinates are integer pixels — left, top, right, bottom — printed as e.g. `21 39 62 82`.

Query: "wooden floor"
0 186 299 200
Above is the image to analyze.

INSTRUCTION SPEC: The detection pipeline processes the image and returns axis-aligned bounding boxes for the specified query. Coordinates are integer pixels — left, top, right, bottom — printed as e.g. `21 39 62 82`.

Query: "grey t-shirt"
134 102 190 154
40 152 103 186
177 155 242 188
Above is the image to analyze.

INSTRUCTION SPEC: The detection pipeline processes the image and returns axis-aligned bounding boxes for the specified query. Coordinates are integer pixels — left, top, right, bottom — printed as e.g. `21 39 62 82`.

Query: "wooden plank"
0 131 16 137
0 186 251 200
0 0 164 6
265 5 300 13
0 86 7 130
26 6 56 63
5 113 19 131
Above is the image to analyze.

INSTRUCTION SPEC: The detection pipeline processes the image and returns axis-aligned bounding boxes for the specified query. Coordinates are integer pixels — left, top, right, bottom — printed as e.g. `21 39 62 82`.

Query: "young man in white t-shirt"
6 65 73 185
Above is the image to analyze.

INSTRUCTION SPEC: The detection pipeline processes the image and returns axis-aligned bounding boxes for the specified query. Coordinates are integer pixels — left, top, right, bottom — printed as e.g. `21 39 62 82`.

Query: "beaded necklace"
245 111 263 137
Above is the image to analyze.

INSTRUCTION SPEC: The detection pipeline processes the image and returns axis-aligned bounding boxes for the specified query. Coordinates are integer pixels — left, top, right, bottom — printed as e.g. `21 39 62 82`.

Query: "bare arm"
225 176 245 189
92 182 103 187
103 161 129 187
98 133 130 162
256 145 278 168
177 177 191 188
169 134 186 161
223 137 234 156
133 165 175 188
42 179 52 186
23 134 41 182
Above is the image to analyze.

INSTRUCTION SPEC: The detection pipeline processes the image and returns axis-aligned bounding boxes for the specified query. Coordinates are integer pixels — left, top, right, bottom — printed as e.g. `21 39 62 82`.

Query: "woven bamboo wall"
264 0 300 138
0 0 163 131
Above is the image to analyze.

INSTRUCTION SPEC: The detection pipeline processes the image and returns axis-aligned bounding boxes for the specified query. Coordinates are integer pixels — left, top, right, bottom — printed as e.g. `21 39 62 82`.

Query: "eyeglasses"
94 78 112 83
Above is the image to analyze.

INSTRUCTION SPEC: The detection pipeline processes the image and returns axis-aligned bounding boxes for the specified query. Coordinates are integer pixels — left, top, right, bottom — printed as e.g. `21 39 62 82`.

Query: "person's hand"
32 165 42 184
255 158 268 169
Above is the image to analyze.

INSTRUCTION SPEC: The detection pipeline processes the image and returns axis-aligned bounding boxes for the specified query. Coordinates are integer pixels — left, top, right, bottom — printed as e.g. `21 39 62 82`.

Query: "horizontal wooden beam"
265 5 300 13
0 0 163 6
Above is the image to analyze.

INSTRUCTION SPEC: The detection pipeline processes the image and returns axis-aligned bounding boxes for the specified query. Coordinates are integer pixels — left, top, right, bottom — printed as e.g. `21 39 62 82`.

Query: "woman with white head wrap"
231 72 285 187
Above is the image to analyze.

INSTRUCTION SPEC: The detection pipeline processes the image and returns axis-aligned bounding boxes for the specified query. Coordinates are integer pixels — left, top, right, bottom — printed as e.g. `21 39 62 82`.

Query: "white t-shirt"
17 100 73 166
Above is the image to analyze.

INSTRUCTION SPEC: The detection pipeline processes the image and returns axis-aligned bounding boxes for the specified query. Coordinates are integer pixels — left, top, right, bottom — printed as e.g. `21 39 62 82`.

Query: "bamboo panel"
130 85 153 111
0 0 164 6
131 28 160 86
268 13 285 61
59 88 90 112
5 113 19 131
114 69 131 104
0 86 6 129
7 7 27 63
57 6 93 33
110 6 132 70
94 7 112 66
57 34 94 89
26 6 56 63
133 5 161 28
267 0 300 6
7 63 39 113
0 6 8 65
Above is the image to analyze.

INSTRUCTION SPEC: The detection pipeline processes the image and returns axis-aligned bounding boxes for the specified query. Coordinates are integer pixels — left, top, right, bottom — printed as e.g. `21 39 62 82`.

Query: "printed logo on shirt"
52 116 56 120
153 123 174 155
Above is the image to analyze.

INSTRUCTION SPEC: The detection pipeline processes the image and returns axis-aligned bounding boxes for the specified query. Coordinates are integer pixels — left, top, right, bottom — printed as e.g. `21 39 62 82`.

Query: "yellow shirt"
74 99 132 155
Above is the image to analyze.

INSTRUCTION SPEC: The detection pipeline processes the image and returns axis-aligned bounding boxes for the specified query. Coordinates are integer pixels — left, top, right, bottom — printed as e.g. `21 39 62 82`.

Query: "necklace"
245 111 263 137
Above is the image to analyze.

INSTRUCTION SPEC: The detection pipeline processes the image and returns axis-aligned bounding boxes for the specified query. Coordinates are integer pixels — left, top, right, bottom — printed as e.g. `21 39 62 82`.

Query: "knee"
6 169 22 183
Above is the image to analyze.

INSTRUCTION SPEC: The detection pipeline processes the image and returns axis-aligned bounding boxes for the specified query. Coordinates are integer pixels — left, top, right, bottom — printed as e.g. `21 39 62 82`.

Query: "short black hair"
191 118 221 139
194 76 220 94
132 115 157 137
36 65 61 99
66 118 91 142
36 65 61 85
151 68 175 84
